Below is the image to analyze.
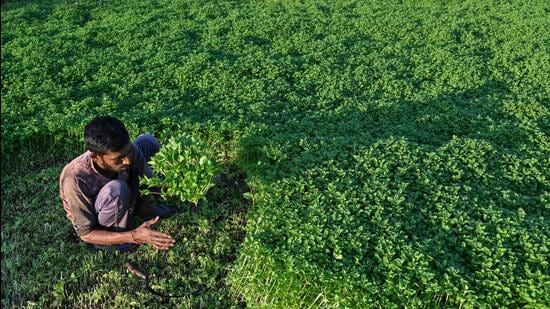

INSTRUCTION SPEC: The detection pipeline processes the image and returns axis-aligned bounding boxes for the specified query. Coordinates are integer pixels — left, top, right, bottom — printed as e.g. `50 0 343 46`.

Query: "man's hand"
132 216 175 250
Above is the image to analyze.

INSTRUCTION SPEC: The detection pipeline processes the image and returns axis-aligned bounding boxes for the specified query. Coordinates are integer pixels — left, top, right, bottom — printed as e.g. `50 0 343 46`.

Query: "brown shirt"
59 143 145 236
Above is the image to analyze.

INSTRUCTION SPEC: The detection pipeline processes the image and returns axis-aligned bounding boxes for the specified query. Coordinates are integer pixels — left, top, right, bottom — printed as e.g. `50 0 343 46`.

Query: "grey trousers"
93 134 160 231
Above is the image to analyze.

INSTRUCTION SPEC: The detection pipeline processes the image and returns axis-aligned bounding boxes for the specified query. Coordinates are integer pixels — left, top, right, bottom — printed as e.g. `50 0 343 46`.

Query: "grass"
2 0 549 307
1 163 250 307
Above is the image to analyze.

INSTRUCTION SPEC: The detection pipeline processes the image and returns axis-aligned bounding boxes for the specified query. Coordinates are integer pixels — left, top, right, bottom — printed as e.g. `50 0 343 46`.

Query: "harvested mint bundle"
140 134 219 206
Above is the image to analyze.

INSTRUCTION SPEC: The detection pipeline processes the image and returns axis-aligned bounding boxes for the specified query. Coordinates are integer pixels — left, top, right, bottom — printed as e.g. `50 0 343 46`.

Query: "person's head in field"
84 116 133 174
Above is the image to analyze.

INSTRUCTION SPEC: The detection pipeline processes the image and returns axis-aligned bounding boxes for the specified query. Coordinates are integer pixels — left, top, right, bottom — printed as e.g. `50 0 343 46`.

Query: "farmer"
59 116 176 251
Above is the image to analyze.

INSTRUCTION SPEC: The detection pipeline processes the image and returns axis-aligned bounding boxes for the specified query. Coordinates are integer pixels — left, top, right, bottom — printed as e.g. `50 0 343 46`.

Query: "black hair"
84 116 130 154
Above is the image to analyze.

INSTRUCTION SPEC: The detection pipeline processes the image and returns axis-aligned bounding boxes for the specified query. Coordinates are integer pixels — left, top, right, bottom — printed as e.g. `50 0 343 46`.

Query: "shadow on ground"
0 162 251 307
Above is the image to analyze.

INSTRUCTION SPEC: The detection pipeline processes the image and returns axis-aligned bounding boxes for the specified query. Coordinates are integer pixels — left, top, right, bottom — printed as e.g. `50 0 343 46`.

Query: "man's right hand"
132 216 175 250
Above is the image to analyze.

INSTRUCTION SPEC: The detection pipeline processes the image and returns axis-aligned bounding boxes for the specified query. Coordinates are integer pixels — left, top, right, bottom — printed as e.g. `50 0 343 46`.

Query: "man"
60 116 176 251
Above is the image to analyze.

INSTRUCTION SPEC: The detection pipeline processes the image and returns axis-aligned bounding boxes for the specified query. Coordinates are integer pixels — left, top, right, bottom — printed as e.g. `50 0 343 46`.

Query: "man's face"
92 143 133 174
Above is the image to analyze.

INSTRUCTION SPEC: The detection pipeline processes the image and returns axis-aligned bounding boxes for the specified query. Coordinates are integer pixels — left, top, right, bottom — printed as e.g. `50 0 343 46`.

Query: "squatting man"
60 116 177 251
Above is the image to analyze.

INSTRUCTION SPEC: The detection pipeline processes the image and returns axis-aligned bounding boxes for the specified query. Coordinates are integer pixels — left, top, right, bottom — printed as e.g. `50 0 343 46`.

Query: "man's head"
84 116 132 174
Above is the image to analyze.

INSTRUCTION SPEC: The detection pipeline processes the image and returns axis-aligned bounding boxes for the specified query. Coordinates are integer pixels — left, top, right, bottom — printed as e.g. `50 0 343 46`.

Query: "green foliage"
2 0 549 307
141 134 219 206
1 164 249 308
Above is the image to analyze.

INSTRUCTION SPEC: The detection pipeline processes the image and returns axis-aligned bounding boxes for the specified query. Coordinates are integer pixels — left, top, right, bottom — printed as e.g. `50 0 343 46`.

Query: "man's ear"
90 152 100 161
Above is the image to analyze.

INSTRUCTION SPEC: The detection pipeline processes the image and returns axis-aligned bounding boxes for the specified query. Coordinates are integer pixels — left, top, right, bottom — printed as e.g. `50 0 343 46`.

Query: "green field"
2 0 549 307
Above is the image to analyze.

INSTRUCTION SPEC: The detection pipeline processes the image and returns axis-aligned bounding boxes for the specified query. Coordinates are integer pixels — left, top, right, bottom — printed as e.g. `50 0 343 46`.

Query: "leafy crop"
1 164 249 308
2 0 549 307
140 134 219 206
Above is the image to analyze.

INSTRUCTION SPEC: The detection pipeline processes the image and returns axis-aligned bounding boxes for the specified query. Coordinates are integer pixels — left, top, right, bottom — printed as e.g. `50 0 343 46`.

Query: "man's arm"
80 217 175 250
80 229 134 245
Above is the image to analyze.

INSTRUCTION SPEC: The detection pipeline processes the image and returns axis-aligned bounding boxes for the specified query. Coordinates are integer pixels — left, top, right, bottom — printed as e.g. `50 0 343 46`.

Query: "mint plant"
140 134 219 206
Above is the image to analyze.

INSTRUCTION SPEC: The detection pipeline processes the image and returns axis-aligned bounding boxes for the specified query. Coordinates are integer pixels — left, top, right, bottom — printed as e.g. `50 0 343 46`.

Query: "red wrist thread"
130 230 138 244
